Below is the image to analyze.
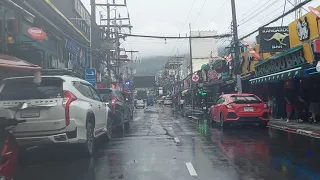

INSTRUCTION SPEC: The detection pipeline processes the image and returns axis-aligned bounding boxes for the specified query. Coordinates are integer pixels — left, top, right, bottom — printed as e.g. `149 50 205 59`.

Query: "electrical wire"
192 0 207 25
202 0 228 30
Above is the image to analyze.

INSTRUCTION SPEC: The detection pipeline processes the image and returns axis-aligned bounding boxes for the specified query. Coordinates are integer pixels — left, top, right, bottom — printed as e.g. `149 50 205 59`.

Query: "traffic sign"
192 74 199 82
85 68 97 87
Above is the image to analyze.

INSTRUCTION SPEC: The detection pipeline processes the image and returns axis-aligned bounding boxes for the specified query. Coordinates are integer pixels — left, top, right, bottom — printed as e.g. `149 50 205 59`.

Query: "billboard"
259 26 290 53
133 76 155 88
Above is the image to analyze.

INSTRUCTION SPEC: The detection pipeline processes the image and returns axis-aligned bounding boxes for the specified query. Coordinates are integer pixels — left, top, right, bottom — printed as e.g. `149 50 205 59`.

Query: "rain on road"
15 107 320 180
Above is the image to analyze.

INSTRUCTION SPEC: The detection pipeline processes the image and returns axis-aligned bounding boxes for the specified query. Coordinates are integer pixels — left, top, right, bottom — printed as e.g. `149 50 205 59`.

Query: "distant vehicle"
136 99 145 109
97 88 131 131
164 98 173 106
209 93 269 128
0 74 110 156
136 90 147 101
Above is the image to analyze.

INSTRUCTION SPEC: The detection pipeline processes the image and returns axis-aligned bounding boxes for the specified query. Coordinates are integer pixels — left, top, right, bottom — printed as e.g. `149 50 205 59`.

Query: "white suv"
0 74 110 156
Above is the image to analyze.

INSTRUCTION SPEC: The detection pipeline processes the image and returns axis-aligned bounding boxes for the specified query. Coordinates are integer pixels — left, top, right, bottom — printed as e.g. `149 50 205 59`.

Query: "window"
74 82 93 99
0 77 63 100
230 95 261 104
217 97 225 104
88 85 101 102
115 91 124 102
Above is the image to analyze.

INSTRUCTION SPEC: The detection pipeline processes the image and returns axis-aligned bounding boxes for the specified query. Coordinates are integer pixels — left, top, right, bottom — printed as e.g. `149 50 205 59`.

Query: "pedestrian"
268 95 275 119
309 84 319 124
284 89 296 123
180 98 185 110
296 90 309 122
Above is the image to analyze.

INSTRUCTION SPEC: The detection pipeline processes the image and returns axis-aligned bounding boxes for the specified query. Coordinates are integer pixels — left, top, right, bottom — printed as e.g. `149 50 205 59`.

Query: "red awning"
0 54 41 71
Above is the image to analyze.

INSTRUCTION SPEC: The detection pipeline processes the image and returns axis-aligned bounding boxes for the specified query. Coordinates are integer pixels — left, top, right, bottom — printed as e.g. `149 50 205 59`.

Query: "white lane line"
174 137 180 143
185 162 198 176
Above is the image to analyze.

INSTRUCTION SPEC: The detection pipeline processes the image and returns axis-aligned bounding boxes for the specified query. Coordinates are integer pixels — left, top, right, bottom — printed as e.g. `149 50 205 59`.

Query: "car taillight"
63 90 77 126
226 104 233 109
111 96 117 114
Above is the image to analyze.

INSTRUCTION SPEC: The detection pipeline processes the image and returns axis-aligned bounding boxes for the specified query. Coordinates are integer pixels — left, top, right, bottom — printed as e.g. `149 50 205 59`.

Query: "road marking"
26 146 38 151
186 162 198 176
174 137 180 143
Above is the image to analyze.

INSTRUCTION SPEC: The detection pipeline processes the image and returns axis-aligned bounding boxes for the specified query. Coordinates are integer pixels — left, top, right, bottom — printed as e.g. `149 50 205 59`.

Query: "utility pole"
125 50 139 99
230 0 242 94
96 0 132 89
189 23 194 109
90 0 95 69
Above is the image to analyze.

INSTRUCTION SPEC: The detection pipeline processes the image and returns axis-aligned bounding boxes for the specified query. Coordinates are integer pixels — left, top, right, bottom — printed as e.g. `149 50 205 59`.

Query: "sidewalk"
268 120 320 139
182 106 204 120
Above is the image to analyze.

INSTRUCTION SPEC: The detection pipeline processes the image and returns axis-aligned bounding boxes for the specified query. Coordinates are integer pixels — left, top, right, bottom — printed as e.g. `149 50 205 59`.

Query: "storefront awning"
0 54 41 71
249 67 302 84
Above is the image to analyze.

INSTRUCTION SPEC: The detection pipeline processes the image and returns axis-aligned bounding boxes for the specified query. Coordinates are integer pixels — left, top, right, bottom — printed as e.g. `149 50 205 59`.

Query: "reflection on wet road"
15 107 320 180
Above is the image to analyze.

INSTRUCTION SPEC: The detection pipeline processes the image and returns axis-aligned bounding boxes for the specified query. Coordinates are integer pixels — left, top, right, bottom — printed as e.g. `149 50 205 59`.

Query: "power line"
120 33 232 39
240 0 313 40
238 0 279 23
203 0 228 30
239 0 281 26
192 0 207 25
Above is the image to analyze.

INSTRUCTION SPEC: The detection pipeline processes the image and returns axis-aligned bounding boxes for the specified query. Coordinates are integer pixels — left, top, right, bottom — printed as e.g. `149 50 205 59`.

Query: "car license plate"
20 109 40 118
244 107 254 112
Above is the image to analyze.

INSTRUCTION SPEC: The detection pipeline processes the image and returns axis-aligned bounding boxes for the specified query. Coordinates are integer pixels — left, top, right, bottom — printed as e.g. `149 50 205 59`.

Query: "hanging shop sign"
259 26 290 53
255 46 306 77
28 27 47 40
289 6 320 48
192 74 199 82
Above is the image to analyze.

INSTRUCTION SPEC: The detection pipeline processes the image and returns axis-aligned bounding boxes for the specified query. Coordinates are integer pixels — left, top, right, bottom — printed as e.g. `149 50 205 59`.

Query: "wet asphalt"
14 106 320 180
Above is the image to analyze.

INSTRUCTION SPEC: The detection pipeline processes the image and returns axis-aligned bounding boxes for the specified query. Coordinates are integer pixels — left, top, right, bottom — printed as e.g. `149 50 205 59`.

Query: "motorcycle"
0 105 26 180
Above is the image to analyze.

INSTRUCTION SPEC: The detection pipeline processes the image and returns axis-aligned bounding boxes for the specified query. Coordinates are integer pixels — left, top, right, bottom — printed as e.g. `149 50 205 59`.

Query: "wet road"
15 107 320 180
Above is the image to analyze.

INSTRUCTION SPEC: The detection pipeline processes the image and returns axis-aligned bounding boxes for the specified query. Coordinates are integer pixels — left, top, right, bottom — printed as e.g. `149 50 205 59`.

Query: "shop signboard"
259 26 290 53
288 6 320 64
85 68 97 87
255 47 306 77
289 6 320 48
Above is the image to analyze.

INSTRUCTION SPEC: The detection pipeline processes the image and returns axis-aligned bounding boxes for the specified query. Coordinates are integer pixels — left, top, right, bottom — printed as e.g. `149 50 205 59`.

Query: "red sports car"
209 93 269 128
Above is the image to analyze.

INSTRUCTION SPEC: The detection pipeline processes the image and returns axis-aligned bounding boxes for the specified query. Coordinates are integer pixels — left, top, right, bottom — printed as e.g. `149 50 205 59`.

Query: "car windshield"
230 95 261 104
0 77 63 101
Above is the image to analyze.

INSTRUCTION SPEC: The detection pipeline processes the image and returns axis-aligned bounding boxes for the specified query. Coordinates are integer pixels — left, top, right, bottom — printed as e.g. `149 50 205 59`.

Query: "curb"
268 123 320 139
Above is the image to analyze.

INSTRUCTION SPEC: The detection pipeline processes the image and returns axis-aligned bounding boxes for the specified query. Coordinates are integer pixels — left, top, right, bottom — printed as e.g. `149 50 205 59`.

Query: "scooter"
0 112 26 180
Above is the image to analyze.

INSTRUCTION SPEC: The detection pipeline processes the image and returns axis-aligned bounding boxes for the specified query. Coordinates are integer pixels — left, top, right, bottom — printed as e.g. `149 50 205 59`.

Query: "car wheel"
220 113 225 128
84 121 95 156
106 117 113 140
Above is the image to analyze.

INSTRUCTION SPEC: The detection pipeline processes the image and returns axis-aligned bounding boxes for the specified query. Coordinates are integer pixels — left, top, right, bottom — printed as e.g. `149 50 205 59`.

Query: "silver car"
0 75 110 156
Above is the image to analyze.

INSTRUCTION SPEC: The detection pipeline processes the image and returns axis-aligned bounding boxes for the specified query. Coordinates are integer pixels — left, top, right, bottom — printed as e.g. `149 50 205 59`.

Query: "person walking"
180 98 185 111
284 89 296 123
309 84 319 124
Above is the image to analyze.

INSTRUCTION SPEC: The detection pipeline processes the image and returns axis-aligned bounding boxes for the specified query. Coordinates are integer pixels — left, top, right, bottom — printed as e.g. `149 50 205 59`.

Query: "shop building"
4 0 92 78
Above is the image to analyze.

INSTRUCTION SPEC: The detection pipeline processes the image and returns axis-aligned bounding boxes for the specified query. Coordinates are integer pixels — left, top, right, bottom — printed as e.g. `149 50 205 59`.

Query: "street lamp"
69 17 92 67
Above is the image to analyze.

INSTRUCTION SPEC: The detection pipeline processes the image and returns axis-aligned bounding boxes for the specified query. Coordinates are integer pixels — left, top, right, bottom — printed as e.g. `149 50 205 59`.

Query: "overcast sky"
82 0 320 57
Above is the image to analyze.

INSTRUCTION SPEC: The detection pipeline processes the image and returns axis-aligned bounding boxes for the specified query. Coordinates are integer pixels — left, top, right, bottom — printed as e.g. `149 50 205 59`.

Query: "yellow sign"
241 44 260 75
289 6 320 48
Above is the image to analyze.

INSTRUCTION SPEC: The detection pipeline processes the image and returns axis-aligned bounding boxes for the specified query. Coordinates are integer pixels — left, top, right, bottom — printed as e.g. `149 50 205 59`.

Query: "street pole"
189 23 194 109
90 0 95 69
106 3 112 88
230 0 242 94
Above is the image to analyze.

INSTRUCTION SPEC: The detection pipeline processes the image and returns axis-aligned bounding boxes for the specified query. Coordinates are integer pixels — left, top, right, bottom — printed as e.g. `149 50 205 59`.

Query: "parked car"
97 88 131 131
135 99 145 109
0 74 110 156
164 98 173 106
209 93 269 128
121 91 134 120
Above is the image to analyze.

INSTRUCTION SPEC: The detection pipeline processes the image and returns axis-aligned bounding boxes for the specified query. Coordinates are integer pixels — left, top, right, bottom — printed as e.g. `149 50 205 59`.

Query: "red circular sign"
28 27 47 40
192 74 199 82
